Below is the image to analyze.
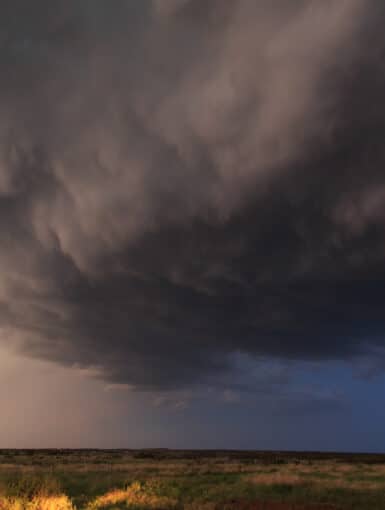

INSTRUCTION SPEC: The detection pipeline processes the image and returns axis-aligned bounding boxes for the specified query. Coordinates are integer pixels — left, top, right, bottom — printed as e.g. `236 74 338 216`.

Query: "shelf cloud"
1 0 385 390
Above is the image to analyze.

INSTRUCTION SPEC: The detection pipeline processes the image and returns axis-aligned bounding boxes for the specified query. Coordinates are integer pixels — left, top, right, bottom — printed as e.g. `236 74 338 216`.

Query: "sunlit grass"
87 481 178 510
0 495 74 510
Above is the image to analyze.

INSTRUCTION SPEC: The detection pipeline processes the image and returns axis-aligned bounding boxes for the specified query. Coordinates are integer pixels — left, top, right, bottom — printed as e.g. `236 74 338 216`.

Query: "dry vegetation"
87 481 178 510
0 495 74 510
248 461 385 490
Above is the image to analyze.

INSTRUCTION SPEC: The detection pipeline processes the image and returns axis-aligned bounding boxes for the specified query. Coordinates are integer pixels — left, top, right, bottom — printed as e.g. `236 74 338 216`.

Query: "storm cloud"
1 0 385 390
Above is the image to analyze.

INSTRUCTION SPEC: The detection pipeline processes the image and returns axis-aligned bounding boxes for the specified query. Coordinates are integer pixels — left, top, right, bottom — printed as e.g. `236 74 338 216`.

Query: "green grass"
1 451 385 509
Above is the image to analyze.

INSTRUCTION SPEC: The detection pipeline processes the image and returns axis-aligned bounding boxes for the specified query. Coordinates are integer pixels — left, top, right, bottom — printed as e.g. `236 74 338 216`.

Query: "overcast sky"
1 0 385 450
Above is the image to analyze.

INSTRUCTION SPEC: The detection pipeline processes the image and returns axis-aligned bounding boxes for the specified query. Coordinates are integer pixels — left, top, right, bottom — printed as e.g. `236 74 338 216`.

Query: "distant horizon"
2 448 385 455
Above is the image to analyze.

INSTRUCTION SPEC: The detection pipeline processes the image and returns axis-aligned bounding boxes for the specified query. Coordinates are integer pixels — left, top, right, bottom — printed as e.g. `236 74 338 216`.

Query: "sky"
1 0 385 450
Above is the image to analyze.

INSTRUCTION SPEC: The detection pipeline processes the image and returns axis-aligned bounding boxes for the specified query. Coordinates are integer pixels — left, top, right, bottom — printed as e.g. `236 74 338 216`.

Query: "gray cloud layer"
1 0 385 389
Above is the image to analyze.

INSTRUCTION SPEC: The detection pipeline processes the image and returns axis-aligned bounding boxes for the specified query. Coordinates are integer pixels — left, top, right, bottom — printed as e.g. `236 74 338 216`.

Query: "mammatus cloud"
1 0 385 390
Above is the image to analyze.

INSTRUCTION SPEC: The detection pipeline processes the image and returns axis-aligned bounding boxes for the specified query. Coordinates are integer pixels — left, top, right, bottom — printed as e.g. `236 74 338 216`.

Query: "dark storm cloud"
1 0 385 390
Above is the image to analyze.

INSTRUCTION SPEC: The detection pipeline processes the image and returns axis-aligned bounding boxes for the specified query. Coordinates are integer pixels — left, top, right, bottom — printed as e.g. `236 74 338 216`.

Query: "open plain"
1 450 385 510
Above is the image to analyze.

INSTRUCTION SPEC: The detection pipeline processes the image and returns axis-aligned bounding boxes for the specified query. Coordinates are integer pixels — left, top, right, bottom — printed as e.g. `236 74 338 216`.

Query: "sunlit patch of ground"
0 495 74 510
87 481 177 510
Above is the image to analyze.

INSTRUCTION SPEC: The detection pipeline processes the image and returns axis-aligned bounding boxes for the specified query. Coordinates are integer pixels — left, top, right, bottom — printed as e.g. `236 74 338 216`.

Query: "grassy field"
0 450 385 509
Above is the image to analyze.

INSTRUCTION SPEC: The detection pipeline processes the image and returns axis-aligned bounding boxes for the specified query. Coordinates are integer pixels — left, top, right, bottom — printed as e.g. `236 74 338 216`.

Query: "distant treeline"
1 449 385 464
